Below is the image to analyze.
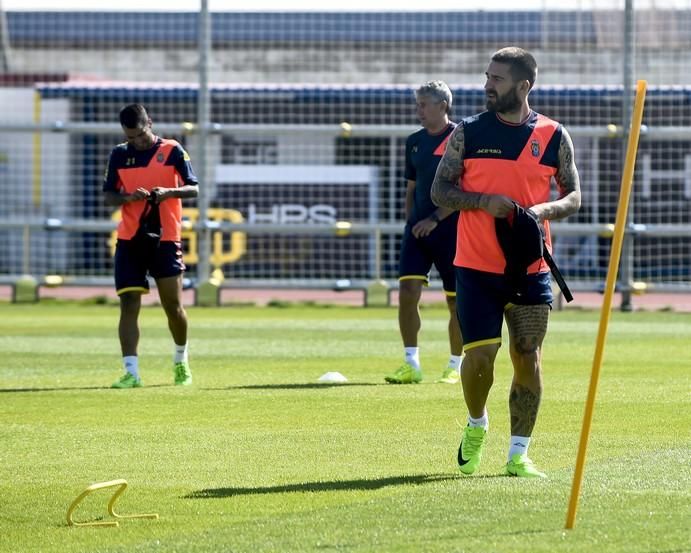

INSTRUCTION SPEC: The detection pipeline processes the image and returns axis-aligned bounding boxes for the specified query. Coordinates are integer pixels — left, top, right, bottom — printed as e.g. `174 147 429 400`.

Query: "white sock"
468 410 489 430
508 436 531 460
174 342 188 364
404 347 420 369
448 354 463 372
123 356 139 379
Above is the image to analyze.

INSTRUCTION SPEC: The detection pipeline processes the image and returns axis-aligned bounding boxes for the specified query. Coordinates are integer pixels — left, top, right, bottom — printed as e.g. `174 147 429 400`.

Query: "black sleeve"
540 125 563 169
404 135 416 182
102 148 122 193
169 143 199 186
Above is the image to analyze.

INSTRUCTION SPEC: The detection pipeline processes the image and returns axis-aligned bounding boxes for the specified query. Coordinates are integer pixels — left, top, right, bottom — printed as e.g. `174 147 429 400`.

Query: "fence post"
366 228 389 307
619 0 636 311
194 0 219 307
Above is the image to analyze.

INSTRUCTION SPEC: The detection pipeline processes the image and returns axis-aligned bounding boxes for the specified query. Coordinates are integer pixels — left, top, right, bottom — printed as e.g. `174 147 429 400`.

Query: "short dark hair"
491 47 538 89
119 104 149 129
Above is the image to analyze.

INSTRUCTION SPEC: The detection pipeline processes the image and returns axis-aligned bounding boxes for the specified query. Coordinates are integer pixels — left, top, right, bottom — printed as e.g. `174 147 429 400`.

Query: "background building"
0 4 689 306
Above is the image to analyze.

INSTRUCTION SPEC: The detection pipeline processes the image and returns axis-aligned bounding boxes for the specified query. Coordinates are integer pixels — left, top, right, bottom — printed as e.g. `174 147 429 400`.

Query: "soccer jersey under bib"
103 137 198 242
405 122 457 224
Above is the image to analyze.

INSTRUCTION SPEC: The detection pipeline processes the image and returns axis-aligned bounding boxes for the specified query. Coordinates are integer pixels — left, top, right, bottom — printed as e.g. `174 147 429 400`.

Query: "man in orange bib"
432 47 582 477
104 104 199 388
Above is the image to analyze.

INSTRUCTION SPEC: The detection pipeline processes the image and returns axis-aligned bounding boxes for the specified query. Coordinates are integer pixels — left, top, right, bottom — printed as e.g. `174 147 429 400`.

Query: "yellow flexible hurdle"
66 479 159 528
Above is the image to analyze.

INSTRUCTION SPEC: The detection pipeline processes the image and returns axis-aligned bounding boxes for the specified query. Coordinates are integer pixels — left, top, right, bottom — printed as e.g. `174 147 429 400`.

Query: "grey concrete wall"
10 47 691 86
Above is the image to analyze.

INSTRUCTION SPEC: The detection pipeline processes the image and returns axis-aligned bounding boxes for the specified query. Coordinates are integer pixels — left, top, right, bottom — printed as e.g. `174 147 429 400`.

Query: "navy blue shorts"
398 216 458 294
114 239 185 295
456 267 553 350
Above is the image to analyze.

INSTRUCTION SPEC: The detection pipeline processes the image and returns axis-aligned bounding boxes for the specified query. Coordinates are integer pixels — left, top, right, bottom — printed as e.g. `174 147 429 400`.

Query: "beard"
486 86 522 114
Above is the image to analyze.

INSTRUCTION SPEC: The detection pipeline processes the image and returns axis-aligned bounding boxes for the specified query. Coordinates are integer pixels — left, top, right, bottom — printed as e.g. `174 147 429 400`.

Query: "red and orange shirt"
103 137 198 242
455 110 562 275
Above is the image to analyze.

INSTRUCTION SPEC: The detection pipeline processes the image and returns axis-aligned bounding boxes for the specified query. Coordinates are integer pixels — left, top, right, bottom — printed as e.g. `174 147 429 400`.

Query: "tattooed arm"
431 124 515 217
530 127 582 221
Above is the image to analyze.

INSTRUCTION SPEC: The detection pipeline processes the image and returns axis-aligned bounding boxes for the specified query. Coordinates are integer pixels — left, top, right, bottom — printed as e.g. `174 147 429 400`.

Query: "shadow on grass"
186 473 459 498
205 383 385 390
0 384 169 393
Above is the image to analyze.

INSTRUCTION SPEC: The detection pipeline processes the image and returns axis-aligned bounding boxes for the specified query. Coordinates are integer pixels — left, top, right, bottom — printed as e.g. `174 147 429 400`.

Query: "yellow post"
565 80 647 529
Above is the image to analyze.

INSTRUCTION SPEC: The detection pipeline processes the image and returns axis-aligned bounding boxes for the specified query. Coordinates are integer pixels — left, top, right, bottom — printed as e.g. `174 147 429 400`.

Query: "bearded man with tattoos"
431 47 581 478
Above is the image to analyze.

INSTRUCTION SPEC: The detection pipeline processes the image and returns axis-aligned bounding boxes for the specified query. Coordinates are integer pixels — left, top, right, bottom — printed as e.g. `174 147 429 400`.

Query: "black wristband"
430 212 440 223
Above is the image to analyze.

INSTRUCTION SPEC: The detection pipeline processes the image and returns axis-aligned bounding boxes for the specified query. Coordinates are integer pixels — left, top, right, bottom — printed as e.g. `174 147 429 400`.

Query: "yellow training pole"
565 80 647 529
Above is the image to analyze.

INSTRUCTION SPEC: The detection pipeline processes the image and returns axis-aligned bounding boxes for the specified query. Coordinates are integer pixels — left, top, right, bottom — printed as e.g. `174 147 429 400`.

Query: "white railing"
1 123 690 300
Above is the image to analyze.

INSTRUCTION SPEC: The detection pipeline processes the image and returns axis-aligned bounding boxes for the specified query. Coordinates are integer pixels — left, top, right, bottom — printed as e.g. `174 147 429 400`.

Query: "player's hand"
127 187 150 202
482 194 515 218
412 218 438 238
150 187 169 203
527 205 545 222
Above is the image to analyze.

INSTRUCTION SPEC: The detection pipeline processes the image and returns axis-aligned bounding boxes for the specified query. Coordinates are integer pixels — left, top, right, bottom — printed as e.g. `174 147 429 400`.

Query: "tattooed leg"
505 304 549 436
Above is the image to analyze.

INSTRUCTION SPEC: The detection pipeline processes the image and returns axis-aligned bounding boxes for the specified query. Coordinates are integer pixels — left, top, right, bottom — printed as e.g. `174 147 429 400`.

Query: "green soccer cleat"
457 425 486 475
384 363 422 384
174 361 192 386
505 453 547 478
436 367 460 384
111 373 142 389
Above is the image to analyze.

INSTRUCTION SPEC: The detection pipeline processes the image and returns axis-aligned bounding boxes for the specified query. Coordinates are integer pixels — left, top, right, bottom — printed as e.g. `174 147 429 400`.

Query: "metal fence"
0 2 690 307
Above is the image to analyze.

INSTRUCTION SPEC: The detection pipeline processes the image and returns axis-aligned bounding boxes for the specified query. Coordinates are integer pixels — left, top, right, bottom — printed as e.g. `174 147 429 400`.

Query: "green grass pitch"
0 303 689 552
